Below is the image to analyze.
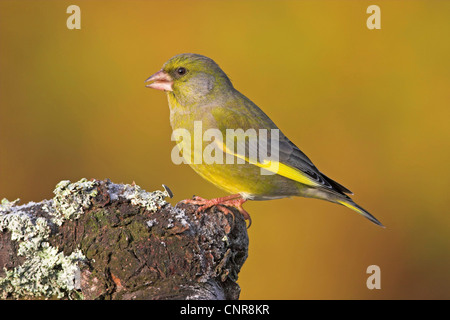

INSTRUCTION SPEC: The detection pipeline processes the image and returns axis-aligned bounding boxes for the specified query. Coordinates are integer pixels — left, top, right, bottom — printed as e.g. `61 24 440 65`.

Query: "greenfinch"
145 53 383 227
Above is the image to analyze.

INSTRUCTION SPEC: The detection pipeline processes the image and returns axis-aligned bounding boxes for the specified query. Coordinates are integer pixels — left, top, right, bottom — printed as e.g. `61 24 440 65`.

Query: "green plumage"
148 53 383 227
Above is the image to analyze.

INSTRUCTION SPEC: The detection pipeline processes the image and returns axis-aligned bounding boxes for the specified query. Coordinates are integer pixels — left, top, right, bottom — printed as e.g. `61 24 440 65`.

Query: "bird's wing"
276 135 353 195
210 100 352 195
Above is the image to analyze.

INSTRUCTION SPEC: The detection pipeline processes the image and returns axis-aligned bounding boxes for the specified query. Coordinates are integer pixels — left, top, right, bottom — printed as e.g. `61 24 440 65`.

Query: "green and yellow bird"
145 53 383 227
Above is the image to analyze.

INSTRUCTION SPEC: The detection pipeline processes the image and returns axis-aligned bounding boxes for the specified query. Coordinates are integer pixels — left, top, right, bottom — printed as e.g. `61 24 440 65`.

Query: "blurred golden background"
1 0 449 299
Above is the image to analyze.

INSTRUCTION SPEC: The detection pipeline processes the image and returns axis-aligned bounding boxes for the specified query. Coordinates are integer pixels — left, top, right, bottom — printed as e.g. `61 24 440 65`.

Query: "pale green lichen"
49 178 98 226
0 243 84 299
121 184 170 212
0 199 85 299
0 214 50 257
0 178 173 299
0 198 21 211
0 178 98 299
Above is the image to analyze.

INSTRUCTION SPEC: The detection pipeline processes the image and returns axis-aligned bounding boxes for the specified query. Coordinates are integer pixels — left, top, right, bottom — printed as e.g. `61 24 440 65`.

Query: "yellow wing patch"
219 142 321 187
337 200 363 214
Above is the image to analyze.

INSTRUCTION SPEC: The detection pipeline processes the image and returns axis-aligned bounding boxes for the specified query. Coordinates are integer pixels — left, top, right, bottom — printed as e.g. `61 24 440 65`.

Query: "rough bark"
0 179 249 300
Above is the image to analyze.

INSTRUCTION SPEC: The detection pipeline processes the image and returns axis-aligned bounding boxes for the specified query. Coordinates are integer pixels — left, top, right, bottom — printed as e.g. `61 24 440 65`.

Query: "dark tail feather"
321 173 353 195
337 199 384 227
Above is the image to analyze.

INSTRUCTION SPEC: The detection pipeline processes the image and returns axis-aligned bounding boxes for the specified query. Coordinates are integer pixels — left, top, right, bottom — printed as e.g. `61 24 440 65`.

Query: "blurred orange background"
1 0 449 299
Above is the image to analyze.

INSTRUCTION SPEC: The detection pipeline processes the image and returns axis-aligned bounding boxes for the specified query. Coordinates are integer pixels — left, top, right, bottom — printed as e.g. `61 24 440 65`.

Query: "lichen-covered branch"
0 179 248 300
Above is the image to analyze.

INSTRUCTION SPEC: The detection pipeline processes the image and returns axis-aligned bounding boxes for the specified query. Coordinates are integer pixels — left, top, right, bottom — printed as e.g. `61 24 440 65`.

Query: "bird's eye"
176 67 187 76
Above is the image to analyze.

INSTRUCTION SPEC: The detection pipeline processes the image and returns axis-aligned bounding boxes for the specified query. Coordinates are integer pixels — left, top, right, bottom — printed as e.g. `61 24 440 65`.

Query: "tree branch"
0 179 248 300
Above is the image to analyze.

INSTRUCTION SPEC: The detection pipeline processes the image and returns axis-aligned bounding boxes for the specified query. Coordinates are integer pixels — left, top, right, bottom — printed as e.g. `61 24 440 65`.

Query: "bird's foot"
182 194 252 228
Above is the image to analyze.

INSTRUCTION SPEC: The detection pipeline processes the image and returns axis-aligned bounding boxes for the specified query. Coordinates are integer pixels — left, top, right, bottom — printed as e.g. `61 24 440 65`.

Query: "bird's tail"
337 199 384 227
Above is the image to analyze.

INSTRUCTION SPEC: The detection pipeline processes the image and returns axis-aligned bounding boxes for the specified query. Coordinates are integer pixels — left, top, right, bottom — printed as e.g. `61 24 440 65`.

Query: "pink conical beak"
145 70 173 91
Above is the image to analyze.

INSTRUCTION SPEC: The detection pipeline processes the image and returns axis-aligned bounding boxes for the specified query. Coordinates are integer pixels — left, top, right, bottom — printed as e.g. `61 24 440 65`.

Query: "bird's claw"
181 195 252 228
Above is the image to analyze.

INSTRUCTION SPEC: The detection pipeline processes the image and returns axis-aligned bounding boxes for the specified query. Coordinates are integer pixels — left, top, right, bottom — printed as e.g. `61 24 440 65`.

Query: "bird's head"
145 53 233 105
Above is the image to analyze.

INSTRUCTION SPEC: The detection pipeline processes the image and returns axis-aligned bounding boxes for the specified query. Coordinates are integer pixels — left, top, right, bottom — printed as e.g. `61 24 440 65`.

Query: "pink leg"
182 194 252 228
